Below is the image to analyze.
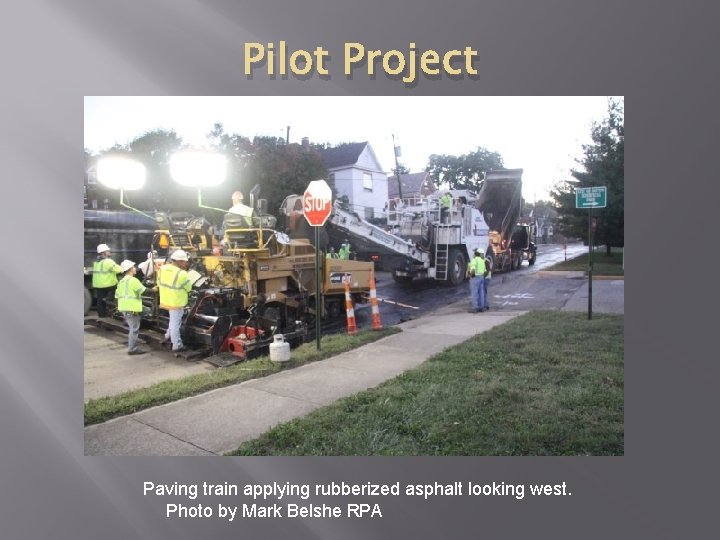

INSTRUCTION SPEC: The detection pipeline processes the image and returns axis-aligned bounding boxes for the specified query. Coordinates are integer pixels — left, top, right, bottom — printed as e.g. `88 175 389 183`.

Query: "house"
387 171 436 206
320 142 388 220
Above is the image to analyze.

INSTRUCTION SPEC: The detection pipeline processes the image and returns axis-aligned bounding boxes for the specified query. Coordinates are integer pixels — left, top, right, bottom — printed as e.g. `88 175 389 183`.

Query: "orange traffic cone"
369 270 383 330
344 280 358 335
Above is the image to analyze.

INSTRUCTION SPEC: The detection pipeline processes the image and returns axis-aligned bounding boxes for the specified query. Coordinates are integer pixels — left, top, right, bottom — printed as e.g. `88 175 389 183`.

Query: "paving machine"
97 198 373 363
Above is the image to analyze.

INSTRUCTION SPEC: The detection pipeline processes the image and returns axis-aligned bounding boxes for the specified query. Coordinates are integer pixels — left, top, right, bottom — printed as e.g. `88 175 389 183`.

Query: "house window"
363 172 372 191
364 207 374 220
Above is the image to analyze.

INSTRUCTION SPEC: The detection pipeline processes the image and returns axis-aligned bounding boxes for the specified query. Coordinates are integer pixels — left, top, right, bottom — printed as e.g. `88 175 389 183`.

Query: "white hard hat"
97 243 111 254
170 249 189 262
120 260 136 272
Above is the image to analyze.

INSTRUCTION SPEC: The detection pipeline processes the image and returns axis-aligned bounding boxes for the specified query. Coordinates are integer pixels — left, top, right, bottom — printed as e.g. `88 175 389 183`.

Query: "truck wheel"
448 248 467 286
84 287 92 316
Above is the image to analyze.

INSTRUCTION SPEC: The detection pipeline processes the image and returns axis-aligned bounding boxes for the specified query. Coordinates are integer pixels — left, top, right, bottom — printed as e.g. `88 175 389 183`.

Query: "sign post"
303 179 333 350
576 186 607 320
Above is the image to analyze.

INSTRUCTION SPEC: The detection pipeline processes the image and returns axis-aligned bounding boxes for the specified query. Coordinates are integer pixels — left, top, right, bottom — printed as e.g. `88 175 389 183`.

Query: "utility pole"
392 134 403 200
286 125 290 145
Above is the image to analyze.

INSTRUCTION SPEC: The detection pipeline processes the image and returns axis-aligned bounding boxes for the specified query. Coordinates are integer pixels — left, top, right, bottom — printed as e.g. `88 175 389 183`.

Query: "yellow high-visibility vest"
158 264 192 309
92 257 122 288
468 255 486 277
115 275 146 313
228 203 254 226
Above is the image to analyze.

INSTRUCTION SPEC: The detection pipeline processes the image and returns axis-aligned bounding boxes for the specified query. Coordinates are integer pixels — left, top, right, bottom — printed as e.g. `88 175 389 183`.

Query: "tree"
425 147 504 191
245 137 328 213
551 99 624 254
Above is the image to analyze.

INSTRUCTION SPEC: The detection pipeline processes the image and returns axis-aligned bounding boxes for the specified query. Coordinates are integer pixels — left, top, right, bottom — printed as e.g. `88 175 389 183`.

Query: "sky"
84 96 618 201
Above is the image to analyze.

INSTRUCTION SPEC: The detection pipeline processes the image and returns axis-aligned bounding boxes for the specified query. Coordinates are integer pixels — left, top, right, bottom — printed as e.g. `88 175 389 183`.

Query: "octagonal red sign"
303 179 333 227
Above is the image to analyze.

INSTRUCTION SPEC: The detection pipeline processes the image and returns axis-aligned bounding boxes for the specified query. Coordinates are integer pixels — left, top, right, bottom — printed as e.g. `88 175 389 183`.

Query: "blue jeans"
483 277 490 309
165 308 185 350
123 312 142 352
470 276 486 311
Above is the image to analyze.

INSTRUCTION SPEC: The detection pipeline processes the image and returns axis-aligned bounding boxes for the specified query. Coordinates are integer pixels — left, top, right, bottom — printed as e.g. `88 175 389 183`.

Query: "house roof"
320 142 368 169
387 172 436 198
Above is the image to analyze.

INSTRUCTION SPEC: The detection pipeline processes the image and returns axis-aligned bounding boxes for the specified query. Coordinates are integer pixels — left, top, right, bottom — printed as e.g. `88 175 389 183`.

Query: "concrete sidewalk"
84 306 524 456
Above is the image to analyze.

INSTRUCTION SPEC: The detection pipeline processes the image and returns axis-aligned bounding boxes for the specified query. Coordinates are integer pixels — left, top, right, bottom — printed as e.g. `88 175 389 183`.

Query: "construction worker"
158 249 192 352
229 190 254 227
92 243 123 318
326 246 338 259
338 240 352 260
115 260 147 355
466 248 487 313
440 191 453 224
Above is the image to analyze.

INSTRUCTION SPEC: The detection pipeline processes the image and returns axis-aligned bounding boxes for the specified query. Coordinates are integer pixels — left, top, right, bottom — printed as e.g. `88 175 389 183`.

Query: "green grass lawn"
84 327 400 425
229 311 624 456
547 249 624 276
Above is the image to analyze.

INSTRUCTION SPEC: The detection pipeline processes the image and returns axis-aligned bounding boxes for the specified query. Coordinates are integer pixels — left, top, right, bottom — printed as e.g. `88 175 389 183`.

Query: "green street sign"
576 186 607 208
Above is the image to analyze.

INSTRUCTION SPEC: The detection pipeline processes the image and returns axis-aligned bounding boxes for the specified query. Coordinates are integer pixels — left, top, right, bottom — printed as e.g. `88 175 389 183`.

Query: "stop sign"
303 179 333 226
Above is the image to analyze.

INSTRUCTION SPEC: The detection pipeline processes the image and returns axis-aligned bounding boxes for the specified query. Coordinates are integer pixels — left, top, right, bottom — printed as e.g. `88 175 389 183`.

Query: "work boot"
128 349 147 356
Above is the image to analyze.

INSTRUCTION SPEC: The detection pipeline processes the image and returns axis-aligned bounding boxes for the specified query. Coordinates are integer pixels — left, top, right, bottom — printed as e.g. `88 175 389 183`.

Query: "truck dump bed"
475 168 523 240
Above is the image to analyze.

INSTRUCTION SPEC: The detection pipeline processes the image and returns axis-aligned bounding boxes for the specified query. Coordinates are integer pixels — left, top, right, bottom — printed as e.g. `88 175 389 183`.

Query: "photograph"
83 96 624 457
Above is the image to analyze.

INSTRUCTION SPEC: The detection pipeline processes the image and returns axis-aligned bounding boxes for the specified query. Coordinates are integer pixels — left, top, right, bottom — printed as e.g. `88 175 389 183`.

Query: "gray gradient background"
1 0 716 538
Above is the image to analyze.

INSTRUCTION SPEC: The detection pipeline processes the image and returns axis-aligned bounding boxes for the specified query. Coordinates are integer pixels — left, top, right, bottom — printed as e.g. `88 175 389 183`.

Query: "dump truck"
474 169 537 271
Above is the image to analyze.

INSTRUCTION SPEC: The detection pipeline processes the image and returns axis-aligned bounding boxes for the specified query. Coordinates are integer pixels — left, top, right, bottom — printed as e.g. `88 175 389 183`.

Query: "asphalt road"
364 242 588 326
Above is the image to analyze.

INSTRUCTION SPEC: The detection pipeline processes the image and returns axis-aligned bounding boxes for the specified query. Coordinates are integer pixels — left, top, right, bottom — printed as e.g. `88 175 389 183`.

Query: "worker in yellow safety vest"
115 259 148 355
439 191 453 224
158 249 193 352
326 246 339 259
229 190 255 227
466 248 487 313
92 243 123 318
338 240 352 260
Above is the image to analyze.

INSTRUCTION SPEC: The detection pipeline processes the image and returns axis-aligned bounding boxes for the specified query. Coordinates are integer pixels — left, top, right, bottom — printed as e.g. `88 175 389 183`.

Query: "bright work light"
96 156 146 190
169 150 227 187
